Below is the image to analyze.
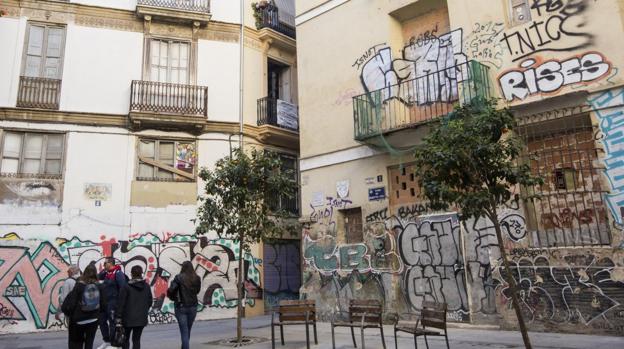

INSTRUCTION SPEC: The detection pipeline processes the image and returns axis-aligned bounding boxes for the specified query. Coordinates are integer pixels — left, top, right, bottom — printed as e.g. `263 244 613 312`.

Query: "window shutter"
25 25 44 77
44 28 63 78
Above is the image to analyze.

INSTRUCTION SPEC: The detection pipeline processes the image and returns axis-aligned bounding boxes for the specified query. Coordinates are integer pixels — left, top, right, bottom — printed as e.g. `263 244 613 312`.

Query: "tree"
413 98 542 349
195 147 298 346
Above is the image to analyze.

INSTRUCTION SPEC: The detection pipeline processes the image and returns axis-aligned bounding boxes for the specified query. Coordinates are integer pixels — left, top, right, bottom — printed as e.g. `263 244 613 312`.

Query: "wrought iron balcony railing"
353 60 491 141
137 0 210 13
16 76 61 110
130 80 208 116
257 97 298 132
256 6 296 39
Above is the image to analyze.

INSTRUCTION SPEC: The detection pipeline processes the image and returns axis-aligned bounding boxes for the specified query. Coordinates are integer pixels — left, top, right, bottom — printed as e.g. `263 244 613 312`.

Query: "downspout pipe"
239 0 245 149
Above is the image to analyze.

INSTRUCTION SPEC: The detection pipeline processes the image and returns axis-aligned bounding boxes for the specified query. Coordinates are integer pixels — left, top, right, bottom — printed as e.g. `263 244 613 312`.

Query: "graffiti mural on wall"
589 87 624 225
500 0 594 62
263 240 301 308
465 21 505 69
0 232 262 330
499 52 611 101
358 28 468 104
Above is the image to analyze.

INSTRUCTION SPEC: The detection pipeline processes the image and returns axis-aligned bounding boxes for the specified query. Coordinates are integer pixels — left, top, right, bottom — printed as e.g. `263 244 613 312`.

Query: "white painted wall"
71 0 137 11
211 0 242 24
61 24 143 114
197 39 240 122
0 17 25 108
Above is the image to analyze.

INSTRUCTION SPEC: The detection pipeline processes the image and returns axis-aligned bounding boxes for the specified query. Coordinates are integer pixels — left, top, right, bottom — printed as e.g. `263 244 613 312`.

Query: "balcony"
136 0 211 24
353 60 491 147
256 97 298 148
256 6 295 39
129 80 208 133
16 76 61 110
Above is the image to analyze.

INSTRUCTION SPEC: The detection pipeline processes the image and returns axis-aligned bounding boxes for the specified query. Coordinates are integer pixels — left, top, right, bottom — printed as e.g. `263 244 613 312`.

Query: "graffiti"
397 202 432 220
352 43 387 70
399 214 470 321
510 248 548 258
499 52 611 101
589 88 624 225
0 178 62 206
406 24 440 48
263 240 301 308
501 255 623 325
366 208 388 223
465 21 505 68
148 308 174 324
500 0 593 62
333 88 361 106
0 233 262 330
358 28 467 104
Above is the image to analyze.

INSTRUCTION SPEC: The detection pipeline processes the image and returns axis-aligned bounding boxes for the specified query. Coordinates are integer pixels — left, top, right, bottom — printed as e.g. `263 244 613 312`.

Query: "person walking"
62 263 106 349
96 257 127 349
167 261 201 349
57 265 81 323
116 265 152 349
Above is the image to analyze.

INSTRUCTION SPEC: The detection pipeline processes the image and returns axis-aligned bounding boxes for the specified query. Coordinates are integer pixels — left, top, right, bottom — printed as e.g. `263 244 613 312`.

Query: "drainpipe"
239 0 245 149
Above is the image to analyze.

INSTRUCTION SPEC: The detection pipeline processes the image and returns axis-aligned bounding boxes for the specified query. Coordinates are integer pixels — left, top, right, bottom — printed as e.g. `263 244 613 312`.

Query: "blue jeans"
174 305 197 349
99 303 116 343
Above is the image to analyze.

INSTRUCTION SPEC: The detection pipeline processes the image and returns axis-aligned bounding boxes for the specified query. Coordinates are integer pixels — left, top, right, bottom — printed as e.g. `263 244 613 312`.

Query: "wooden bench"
270 299 317 349
393 301 450 349
331 299 387 349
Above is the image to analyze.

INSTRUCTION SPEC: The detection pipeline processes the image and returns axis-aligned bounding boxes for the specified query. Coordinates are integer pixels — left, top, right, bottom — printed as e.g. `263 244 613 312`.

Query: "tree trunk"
490 210 532 349
236 231 244 344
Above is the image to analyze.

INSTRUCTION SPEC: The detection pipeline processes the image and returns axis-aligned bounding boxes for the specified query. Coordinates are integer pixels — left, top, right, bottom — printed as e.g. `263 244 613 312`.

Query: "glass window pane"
159 67 167 82
25 56 42 77
46 135 63 160
157 169 173 179
24 134 43 159
44 57 60 78
45 159 61 174
138 163 154 178
2 133 23 158
179 69 187 84
27 26 44 56
159 142 174 162
22 159 41 173
171 69 179 84
1 159 19 173
46 28 63 57
139 140 155 158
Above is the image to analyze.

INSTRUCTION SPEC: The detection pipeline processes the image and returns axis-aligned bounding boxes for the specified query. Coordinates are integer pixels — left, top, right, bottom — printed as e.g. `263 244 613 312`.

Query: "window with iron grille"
137 139 196 181
0 131 64 177
519 114 611 247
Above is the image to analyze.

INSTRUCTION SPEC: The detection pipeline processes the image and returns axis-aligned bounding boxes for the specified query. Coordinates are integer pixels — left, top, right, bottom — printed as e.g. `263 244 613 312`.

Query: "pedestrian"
57 265 81 322
116 265 152 349
167 261 201 349
62 263 106 349
96 257 127 349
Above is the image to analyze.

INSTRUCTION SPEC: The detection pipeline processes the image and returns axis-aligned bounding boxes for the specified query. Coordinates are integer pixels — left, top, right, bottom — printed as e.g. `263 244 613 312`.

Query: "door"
263 240 301 309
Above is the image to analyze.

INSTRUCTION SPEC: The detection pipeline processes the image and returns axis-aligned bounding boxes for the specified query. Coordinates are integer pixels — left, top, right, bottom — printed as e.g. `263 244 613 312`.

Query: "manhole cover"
204 336 269 347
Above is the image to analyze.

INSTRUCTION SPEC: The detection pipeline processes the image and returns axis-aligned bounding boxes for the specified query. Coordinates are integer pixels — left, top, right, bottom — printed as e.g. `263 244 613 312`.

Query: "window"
137 139 196 181
268 59 291 102
267 153 299 215
149 39 190 84
343 208 363 243
23 23 65 79
0 131 64 176
509 0 531 26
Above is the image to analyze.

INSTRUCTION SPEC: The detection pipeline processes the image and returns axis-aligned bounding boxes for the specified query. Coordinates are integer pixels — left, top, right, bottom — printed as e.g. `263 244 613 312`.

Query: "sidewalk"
1 316 622 349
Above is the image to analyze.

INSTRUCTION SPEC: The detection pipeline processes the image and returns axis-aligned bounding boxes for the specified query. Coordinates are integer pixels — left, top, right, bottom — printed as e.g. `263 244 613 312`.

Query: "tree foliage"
195 147 298 247
414 97 542 222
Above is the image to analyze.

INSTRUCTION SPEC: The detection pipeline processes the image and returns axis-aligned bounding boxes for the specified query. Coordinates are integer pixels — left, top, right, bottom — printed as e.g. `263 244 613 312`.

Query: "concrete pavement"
1 316 622 348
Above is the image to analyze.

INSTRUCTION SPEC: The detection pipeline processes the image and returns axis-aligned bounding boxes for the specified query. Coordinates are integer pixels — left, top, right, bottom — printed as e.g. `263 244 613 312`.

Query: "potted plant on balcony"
252 0 275 28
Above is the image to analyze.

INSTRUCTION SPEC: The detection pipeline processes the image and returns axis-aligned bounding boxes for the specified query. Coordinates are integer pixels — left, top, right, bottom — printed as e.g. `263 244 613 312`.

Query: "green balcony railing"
353 60 491 141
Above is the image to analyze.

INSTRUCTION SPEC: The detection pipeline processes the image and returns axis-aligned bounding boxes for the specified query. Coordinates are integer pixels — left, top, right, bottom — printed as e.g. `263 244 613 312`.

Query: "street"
1 316 622 349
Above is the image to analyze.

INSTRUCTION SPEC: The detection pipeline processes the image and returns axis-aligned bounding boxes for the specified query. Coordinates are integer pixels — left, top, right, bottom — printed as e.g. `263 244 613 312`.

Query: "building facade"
296 0 624 335
0 0 300 333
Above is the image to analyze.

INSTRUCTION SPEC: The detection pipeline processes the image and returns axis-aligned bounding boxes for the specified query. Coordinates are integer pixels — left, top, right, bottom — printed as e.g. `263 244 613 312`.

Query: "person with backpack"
167 261 201 349
96 257 128 349
116 265 152 349
62 263 106 349
57 265 81 323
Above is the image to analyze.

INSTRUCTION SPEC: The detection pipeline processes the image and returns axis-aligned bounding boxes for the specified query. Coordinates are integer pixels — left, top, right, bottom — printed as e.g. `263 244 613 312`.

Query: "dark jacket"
116 279 153 327
61 281 107 324
97 267 127 305
167 274 201 308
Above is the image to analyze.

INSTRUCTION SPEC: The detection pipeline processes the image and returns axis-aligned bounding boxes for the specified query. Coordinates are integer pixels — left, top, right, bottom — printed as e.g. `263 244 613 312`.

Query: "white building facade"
0 0 300 333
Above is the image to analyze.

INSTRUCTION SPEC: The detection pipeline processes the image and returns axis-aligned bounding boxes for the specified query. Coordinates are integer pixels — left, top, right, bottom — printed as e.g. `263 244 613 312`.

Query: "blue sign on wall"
368 187 386 201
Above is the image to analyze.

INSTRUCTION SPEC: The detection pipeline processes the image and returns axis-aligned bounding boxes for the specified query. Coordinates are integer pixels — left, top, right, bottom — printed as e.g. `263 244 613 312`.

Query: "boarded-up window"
137 139 196 181
343 207 363 243
0 131 64 176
